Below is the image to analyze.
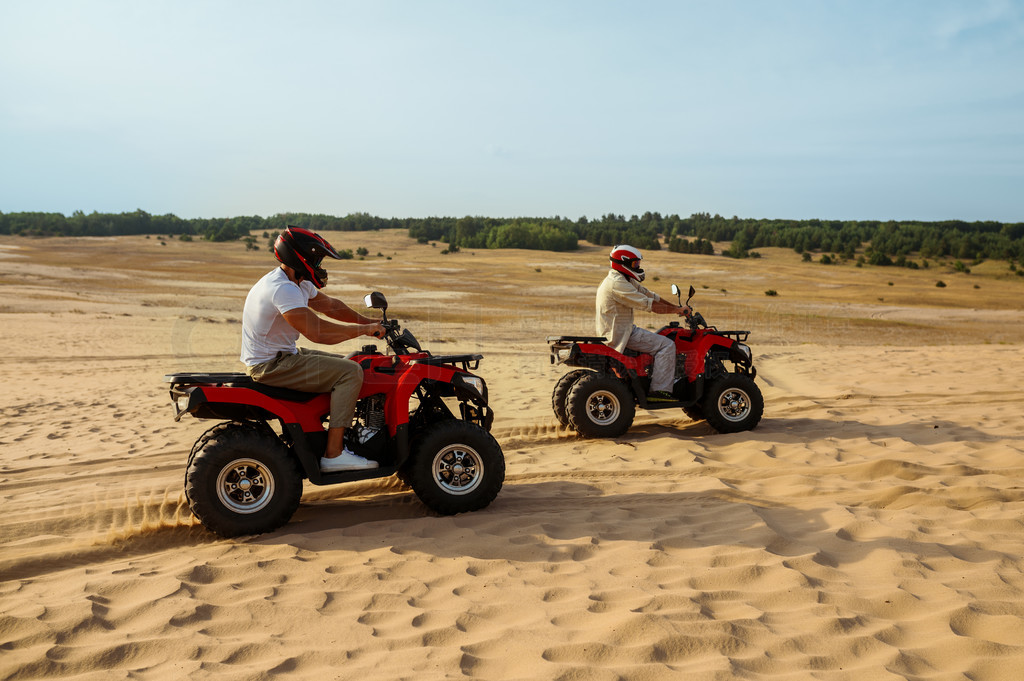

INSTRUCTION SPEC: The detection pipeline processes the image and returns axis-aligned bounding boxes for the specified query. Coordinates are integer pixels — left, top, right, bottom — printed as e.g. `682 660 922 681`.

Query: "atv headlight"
730 343 752 364
458 375 487 400
177 395 190 412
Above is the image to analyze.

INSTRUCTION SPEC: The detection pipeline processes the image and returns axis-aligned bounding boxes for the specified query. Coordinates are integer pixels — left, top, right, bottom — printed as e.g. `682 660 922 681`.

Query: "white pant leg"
626 326 676 393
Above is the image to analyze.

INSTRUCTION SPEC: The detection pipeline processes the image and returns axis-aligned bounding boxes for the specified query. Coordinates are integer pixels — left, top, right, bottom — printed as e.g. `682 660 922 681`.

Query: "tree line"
2 209 1022 262
681 213 1024 262
0 210 398 242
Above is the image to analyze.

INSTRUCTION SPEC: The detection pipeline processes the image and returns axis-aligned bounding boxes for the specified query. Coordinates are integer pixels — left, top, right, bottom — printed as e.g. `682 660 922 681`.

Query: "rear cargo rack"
164 372 248 386
545 335 607 344
713 330 750 342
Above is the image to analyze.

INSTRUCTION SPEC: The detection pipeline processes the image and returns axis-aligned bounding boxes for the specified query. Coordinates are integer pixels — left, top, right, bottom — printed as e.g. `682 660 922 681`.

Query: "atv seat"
164 372 321 402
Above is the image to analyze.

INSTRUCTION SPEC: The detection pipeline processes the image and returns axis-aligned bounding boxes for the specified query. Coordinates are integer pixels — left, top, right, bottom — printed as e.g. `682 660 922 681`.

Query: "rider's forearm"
302 318 377 344
651 299 680 314
320 299 376 325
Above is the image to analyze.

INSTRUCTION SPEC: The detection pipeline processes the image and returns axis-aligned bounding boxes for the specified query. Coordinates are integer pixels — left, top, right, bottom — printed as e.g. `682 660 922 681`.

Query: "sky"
1 0 1022 222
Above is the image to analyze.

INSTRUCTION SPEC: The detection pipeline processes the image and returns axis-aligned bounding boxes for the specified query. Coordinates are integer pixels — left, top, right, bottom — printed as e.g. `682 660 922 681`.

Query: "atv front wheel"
185 422 303 537
552 369 591 426
703 374 764 433
566 373 636 438
406 421 504 515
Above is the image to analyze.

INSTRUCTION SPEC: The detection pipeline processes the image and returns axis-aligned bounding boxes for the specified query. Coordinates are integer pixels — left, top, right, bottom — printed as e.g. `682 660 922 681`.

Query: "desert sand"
1 230 1023 680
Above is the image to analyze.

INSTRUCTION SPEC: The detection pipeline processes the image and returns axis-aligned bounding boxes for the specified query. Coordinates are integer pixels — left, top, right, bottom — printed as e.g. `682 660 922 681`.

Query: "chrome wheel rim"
433 444 483 496
585 390 621 426
717 388 751 423
216 458 275 514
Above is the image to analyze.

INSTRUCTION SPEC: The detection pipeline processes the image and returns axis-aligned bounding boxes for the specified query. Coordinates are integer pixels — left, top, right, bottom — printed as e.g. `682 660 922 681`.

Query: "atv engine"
353 394 386 444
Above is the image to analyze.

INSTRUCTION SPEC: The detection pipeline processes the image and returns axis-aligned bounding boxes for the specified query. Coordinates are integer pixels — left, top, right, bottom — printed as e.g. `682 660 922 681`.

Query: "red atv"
548 285 763 438
165 292 504 537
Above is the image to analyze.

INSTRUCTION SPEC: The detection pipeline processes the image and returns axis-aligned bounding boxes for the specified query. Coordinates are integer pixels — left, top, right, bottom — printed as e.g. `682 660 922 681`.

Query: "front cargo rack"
409 354 482 371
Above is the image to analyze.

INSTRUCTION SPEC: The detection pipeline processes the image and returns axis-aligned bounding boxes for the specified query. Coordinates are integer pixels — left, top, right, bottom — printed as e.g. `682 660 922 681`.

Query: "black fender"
282 423 325 481
413 377 494 432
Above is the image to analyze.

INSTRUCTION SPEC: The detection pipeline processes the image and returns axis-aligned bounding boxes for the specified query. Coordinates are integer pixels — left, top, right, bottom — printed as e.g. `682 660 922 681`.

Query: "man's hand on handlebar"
678 305 692 317
363 322 386 339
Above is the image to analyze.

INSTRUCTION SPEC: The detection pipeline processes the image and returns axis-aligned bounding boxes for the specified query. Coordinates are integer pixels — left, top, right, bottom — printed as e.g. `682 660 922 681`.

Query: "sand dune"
2 233 1023 680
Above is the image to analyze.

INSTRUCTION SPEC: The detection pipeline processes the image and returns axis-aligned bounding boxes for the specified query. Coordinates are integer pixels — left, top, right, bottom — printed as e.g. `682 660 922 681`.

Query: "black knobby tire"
185 423 303 537
552 369 591 426
185 421 249 486
703 374 764 434
406 420 504 515
565 373 636 438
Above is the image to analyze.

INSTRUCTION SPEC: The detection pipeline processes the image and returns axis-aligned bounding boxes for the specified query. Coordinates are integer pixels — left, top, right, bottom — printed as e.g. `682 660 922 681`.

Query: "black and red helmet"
609 244 645 282
274 226 342 288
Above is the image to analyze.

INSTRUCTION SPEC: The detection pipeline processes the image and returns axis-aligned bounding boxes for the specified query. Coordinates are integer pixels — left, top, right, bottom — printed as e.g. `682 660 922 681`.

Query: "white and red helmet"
274 226 342 288
609 244 645 282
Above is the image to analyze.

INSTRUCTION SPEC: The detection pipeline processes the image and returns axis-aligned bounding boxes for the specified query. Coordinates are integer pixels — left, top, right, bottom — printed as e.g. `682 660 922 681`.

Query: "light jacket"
595 270 660 353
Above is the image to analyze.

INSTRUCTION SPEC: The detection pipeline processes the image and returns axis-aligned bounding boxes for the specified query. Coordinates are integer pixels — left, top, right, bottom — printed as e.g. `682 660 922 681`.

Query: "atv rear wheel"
406 420 504 515
703 374 764 434
552 369 591 426
566 373 636 438
185 422 303 537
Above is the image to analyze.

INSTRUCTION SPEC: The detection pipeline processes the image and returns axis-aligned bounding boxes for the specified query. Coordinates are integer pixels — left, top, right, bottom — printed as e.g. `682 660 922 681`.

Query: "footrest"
314 466 398 486
642 399 688 410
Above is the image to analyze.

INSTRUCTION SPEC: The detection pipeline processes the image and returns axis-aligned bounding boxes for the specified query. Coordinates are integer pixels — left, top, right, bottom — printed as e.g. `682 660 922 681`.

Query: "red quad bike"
165 292 504 538
548 284 764 438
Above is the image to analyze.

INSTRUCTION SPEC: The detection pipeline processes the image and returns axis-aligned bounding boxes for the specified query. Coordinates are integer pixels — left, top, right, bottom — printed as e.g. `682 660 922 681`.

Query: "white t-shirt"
240 268 318 366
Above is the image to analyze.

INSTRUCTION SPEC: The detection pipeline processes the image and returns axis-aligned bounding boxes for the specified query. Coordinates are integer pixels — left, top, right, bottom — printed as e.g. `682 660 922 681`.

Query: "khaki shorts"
247 348 363 427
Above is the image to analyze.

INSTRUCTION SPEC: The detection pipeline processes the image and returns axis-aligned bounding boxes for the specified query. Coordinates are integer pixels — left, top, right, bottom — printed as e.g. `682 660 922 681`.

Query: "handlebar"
379 319 400 344
687 311 709 331
377 318 423 355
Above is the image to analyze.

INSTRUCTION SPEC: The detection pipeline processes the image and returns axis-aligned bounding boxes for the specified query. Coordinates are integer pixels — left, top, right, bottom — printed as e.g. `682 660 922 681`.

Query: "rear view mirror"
364 291 388 311
670 283 682 306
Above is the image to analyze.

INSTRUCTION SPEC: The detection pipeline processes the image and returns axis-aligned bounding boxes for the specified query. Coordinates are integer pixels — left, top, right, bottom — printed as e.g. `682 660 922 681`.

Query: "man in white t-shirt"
241 226 384 472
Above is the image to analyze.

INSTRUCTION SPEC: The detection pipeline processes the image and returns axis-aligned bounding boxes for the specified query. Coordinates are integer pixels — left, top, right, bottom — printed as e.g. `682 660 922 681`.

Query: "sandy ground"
1 231 1023 680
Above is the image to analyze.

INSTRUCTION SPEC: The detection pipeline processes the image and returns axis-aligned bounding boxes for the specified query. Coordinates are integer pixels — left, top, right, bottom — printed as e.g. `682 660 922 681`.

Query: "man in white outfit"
596 245 690 402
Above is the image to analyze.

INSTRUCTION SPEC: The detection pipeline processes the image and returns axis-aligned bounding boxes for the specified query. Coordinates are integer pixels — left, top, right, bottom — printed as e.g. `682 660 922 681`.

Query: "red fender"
195 386 330 432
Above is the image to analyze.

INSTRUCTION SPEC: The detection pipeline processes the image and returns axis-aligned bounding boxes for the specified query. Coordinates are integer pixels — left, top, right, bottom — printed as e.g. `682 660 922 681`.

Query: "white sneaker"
320 449 379 472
